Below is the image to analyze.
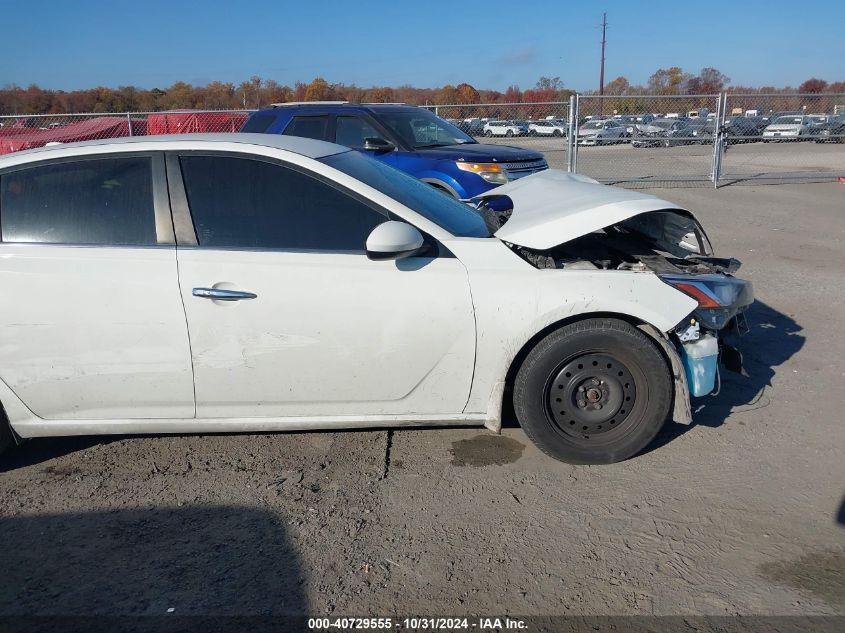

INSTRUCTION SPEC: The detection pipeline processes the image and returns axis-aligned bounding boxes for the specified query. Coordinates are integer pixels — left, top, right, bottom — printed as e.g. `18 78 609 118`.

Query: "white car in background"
483 120 528 137
528 120 567 137
0 134 752 465
762 115 813 141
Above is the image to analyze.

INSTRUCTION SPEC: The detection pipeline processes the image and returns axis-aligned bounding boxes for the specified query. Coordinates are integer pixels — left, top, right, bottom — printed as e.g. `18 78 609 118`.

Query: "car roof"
0 133 349 166
261 103 423 115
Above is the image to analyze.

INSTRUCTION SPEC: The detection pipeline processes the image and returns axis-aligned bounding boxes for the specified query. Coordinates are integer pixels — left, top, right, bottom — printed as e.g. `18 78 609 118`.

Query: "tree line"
1 68 842 115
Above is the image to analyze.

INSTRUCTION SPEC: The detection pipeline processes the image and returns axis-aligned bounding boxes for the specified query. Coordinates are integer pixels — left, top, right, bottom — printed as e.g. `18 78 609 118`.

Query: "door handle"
192 287 257 301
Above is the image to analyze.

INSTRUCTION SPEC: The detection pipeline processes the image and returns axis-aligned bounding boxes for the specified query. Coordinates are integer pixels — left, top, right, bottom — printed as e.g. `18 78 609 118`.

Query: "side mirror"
366 221 425 261
362 137 395 153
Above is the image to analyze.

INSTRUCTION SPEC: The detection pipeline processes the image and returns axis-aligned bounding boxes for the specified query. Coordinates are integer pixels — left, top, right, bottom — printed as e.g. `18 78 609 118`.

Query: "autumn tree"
304 77 335 101
435 84 460 104
687 67 730 94
503 85 522 103
799 78 828 93
647 67 692 94
603 76 629 95
363 86 395 103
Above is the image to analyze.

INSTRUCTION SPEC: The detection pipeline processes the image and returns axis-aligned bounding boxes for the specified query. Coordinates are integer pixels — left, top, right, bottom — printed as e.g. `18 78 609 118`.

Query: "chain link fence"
573 94 721 187
0 111 250 155
427 102 571 171
718 93 845 184
1 97 843 187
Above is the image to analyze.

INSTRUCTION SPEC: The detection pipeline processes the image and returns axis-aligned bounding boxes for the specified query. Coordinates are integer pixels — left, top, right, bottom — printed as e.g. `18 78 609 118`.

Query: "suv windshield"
377 110 476 149
320 150 491 238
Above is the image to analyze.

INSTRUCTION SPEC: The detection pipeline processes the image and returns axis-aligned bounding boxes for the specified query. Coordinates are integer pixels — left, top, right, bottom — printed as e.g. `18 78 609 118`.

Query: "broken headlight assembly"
660 274 754 330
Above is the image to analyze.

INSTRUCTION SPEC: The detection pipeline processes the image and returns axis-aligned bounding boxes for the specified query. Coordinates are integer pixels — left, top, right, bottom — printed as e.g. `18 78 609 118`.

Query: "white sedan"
0 134 752 464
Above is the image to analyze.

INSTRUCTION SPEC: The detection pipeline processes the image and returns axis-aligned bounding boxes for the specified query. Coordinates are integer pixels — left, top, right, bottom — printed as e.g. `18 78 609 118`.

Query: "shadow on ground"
646 299 804 452
0 436 110 473
0 506 306 617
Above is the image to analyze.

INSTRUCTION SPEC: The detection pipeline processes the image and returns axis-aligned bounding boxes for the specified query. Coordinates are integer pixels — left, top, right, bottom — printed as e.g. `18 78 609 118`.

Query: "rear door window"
0 156 157 245
282 115 329 141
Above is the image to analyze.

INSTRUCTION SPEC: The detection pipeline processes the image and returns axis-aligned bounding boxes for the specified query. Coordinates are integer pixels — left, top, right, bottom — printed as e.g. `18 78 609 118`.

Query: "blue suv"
242 103 548 200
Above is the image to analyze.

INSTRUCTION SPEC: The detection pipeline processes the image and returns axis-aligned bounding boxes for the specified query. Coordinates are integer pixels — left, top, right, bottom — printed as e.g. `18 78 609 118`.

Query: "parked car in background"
685 117 715 142
762 115 815 141
631 118 691 147
0 135 754 465
483 120 529 137
813 115 845 143
241 103 547 201
529 120 567 137
617 114 656 135
721 116 766 143
577 119 627 145
457 118 486 136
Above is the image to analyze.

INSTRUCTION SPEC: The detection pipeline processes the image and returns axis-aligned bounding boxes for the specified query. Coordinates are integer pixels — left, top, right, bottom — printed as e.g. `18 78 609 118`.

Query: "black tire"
505 130 514 137
513 318 672 464
663 139 672 147
485 130 493 137
553 129 562 137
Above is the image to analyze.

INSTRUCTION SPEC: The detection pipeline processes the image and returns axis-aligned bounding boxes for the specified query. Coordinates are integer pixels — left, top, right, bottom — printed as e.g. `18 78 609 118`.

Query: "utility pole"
599 12 607 96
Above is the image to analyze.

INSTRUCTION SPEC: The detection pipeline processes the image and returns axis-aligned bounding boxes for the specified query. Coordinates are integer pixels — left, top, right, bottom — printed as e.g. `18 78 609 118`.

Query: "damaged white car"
0 134 752 464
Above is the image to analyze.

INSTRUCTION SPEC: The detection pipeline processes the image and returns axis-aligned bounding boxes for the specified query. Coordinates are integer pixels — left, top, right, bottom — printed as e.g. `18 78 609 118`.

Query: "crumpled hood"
477 169 710 252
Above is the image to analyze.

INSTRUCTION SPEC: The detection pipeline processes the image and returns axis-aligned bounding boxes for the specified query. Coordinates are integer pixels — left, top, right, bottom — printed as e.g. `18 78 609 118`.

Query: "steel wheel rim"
545 353 638 440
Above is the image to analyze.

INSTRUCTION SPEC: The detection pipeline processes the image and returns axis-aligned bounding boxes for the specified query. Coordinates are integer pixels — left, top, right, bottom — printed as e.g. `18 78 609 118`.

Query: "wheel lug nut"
596 403 602 410
577 386 585 393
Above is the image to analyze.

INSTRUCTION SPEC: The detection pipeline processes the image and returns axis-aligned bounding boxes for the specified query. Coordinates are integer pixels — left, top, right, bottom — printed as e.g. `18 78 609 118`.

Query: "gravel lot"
1 182 844 623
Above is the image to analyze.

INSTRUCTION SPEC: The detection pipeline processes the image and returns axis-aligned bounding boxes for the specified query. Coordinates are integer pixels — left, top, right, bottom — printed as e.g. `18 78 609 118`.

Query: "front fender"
446 239 698 417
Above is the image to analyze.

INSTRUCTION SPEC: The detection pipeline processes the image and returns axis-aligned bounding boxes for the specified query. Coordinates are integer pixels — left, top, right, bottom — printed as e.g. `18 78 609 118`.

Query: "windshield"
651 120 673 129
320 150 491 238
377 110 475 149
583 121 604 129
774 116 804 124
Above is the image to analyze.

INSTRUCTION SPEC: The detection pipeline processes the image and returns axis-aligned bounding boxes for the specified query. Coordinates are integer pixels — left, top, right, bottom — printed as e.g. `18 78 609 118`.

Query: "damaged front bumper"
666 274 754 397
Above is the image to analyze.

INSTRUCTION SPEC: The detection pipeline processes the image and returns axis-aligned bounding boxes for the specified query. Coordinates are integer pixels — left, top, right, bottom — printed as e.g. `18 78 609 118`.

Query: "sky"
0 0 842 92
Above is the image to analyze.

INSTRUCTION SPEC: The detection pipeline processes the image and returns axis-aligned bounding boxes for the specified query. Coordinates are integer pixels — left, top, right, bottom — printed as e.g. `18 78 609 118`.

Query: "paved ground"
1 183 844 621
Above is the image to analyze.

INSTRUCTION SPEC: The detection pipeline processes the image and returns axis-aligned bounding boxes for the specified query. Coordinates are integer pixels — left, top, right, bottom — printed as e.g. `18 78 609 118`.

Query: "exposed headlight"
455 161 509 184
660 274 754 330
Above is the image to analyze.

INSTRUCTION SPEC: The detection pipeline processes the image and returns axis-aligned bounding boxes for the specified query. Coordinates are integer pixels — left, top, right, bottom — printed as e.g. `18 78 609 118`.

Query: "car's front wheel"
513 318 672 464
485 130 493 137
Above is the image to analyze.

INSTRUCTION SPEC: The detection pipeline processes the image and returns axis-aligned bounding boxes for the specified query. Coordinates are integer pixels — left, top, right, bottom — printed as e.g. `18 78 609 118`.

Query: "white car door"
169 152 476 418
0 153 195 419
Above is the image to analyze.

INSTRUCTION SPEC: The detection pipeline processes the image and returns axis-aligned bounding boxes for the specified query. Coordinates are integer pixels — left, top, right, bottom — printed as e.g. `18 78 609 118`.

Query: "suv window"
335 116 380 149
282 115 329 141
241 113 276 133
0 157 156 245
179 155 387 250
